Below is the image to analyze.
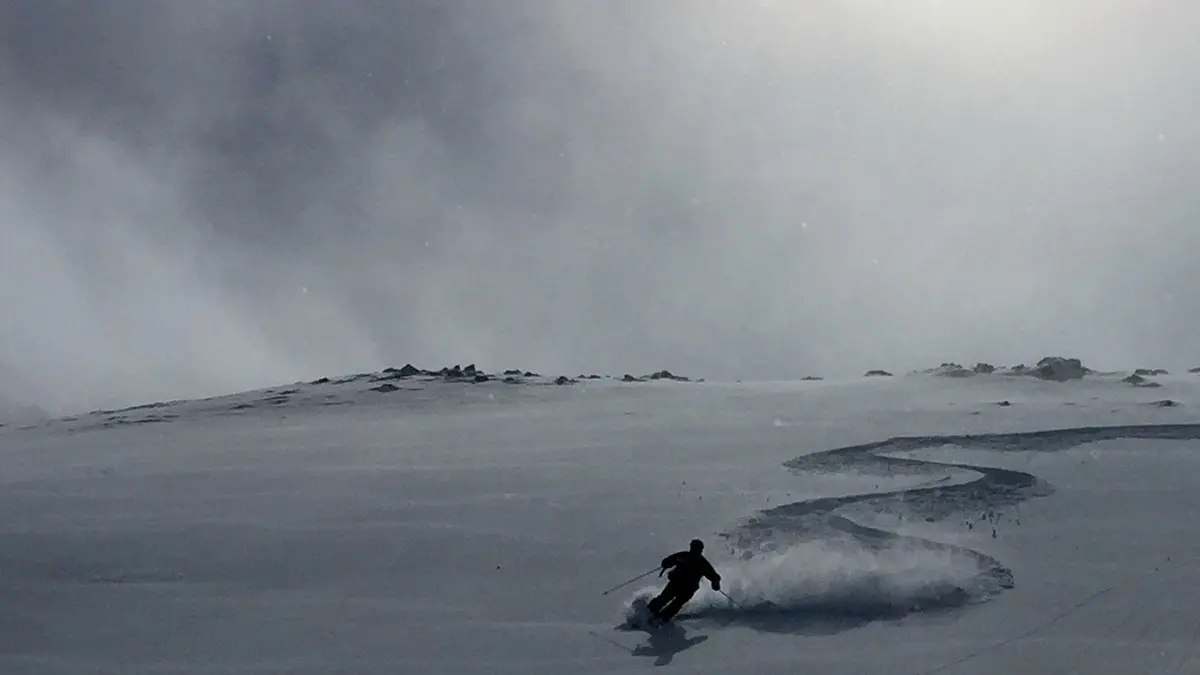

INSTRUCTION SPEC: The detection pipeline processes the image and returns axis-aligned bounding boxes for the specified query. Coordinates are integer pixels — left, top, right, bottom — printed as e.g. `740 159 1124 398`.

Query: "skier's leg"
658 586 698 621
647 581 678 616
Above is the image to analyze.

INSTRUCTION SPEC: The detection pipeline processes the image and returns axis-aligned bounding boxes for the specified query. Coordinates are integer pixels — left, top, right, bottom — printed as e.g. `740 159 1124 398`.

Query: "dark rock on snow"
1032 357 1085 382
648 370 690 382
931 363 975 378
1124 374 1162 388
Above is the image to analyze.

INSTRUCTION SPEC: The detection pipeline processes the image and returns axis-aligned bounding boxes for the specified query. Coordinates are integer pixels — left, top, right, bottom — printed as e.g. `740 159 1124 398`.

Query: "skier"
646 538 721 625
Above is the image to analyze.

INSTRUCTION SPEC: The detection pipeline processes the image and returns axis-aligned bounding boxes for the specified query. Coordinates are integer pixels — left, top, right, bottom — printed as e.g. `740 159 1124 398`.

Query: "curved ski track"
692 423 1200 632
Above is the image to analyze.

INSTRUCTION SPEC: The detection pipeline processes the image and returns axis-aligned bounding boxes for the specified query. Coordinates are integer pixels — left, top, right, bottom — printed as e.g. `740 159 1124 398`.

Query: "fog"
2 0 1198 415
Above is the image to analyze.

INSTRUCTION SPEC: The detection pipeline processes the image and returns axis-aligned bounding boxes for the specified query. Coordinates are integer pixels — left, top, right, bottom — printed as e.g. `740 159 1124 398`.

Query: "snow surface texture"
1 367 1199 673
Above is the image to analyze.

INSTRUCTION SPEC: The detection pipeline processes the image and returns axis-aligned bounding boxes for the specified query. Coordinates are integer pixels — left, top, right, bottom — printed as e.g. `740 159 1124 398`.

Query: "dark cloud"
2 1 1199 414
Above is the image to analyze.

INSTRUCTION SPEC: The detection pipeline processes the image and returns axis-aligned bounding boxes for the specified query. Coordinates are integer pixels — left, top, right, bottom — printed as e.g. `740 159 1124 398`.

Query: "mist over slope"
2 1 1199 413
0 392 47 425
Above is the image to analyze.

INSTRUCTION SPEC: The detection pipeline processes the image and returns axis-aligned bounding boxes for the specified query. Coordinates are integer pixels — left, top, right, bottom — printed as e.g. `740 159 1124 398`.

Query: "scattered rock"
864 370 893 377
931 363 974 378
290 362 716 393
1135 368 1169 376
974 363 996 374
1190 367 1200 374
376 364 424 381
996 401 1012 407
801 376 824 381
1151 399 1181 408
648 370 690 382
334 374 371 385
1124 374 1162 388
94 400 177 416
1032 356 1085 382
371 383 401 393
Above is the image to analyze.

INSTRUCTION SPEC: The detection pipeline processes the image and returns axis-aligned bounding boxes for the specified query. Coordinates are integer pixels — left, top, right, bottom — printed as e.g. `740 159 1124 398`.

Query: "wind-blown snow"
1 367 1199 673
622 537 999 635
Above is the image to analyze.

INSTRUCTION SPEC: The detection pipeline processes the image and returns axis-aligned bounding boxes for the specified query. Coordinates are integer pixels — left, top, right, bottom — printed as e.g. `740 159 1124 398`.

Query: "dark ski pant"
647 580 699 621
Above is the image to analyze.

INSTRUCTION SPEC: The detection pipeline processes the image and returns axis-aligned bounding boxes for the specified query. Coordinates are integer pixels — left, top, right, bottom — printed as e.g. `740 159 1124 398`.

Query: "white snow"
1 369 1199 673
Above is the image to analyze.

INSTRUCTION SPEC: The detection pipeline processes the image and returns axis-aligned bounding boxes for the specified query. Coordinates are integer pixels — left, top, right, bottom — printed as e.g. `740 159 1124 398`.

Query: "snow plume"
626 538 1009 634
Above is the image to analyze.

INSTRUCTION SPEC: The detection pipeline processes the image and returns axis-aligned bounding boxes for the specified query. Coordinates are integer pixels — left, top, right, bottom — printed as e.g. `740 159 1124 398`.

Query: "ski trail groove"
700 423 1200 633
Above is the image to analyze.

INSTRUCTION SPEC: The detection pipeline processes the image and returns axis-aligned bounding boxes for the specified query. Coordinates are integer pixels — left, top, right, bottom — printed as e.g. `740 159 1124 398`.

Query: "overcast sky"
2 1 1199 414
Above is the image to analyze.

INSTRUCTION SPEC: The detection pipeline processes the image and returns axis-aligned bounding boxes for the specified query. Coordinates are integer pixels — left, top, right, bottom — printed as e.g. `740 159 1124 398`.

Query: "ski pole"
719 589 745 609
601 567 660 596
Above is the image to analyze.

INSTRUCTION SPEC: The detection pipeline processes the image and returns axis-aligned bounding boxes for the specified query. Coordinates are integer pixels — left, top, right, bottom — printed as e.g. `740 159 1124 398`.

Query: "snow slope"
1 368 1199 673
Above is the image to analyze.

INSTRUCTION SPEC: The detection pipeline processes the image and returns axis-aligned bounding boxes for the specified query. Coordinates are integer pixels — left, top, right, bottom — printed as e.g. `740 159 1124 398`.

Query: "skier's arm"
660 551 685 570
704 560 721 589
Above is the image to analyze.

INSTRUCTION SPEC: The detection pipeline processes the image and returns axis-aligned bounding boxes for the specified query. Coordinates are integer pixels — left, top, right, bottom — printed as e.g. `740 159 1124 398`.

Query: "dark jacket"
660 550 721 589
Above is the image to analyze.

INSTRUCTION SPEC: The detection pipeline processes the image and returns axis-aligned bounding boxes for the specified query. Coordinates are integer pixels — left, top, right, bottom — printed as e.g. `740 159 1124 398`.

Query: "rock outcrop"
1123 374 1162 388
648 370 690 382
1031 357 1086 382
930 363 975 378
618 370 695 383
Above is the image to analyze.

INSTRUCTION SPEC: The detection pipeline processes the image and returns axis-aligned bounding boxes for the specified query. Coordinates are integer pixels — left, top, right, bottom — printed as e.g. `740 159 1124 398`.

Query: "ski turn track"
681 423 1200 635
